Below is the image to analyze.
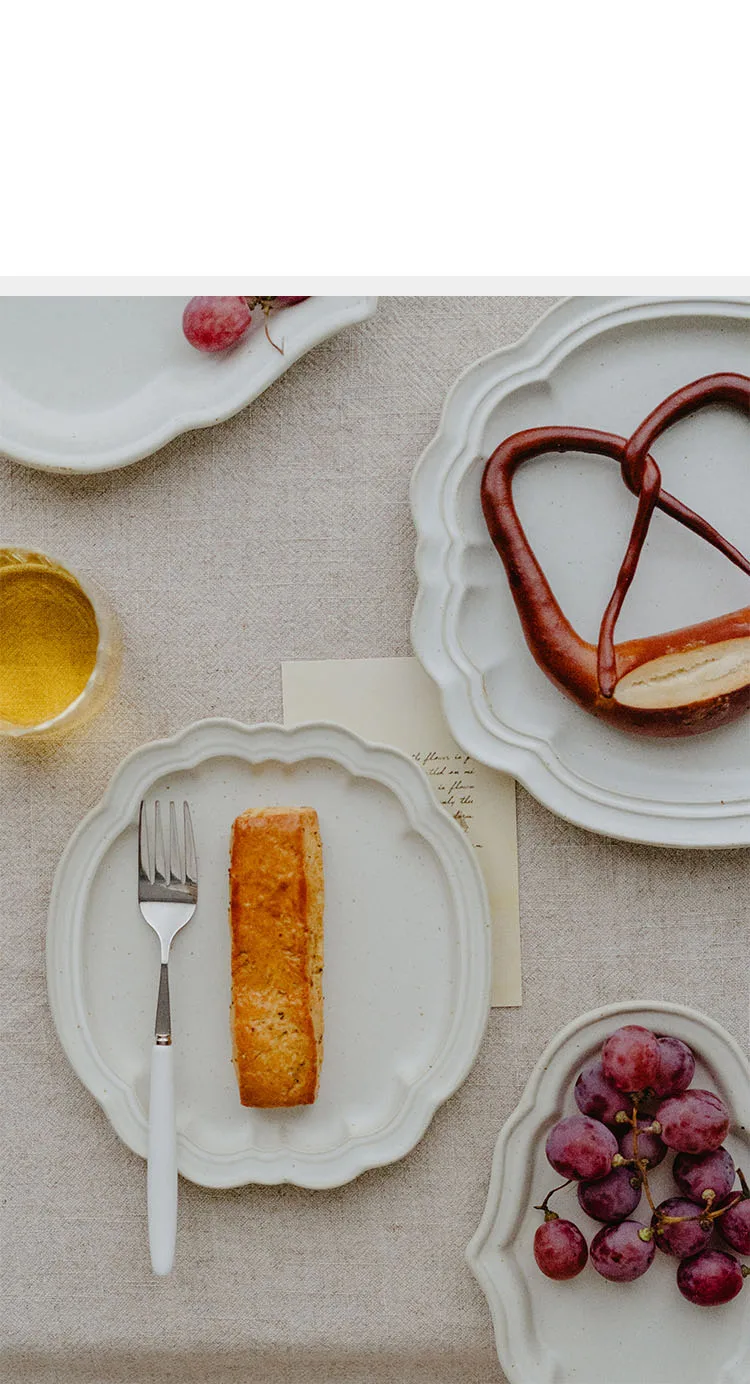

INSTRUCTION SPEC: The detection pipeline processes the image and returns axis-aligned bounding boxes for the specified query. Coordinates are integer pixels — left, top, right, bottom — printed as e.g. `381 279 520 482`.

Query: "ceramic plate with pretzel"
411 296 750 847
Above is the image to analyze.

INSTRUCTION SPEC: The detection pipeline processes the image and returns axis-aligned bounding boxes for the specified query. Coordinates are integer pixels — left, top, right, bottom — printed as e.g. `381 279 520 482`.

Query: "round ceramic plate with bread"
411 296 750 847
47 718 491 1188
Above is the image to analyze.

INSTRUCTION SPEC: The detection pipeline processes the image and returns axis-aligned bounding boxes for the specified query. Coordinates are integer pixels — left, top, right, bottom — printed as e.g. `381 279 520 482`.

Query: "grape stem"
618 1099 743 1232
702 1192 742 1224
621 1099 659 1215
243 296 285 355
536 1096 747 1256
534 1179 574 1220
653 1195 741 1228
263 307 284 355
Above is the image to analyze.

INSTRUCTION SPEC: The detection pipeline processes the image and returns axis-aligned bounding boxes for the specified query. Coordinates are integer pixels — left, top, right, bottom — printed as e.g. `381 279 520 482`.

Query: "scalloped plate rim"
467 999 750 1384
410 295 750 848
46 716 491 1188
0 296 378 473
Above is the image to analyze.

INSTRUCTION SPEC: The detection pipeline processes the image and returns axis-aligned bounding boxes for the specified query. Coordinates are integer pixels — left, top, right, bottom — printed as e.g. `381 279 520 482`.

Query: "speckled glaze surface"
47 718 491 1188
411 296 750 846
468 1001 750 1384
0 296 377 472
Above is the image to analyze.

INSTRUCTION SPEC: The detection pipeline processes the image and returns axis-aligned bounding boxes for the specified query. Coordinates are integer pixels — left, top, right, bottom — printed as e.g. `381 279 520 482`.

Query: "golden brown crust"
481 382 750 737
229 807 324 1107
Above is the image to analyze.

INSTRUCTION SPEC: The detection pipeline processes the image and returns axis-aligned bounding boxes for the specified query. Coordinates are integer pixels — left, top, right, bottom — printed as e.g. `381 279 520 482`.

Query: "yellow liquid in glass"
0 565 99 726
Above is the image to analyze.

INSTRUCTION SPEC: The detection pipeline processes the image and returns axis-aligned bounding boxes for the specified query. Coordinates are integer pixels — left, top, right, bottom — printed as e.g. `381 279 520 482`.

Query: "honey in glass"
0 549 118 737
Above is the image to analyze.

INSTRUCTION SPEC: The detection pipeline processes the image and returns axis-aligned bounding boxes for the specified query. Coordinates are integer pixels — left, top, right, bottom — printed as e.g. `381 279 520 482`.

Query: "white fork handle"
147 1043 177 1275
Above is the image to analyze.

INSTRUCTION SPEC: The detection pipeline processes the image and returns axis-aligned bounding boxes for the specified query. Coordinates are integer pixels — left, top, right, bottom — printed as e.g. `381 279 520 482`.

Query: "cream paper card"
281 656 521 1006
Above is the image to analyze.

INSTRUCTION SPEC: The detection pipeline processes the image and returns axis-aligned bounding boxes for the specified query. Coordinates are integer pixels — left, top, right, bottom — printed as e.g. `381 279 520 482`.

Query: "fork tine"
153 801 168 884
138 800 152 883
168 801 184 883
183 802 198 884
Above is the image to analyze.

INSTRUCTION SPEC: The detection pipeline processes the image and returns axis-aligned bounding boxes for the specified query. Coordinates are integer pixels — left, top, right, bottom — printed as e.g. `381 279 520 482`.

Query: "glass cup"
0 547 120 739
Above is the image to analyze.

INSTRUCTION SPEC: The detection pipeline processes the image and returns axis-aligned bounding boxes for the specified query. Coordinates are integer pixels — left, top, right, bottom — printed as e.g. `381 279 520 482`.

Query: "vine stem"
704 1191 742 1223
263 307 284 354
534 1179 574 1219
242 296 285 354
626 1100 741 1231
535 1110 745 1242
627 1101 660 1216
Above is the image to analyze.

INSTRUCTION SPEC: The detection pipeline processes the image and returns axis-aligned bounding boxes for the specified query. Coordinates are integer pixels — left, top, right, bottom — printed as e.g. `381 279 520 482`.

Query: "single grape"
717 1195 750 1254
545 1116 618 1181
602 1025 661 1093
577 1166 642 1223
182 297 252 352
657 1089 730 1154
618 1117 667 1170
272 296 310 308
677 1249 745 1306
533 1217 588 1280
651 1197 712 1258
673 1147 736 1205
651 1036 696 1097
574 1061 632 1126
590 1220 655 1282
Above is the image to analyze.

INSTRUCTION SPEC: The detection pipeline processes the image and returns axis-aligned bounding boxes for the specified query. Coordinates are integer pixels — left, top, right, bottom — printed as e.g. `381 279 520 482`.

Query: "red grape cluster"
182 296 309 354
533 1025 750 1307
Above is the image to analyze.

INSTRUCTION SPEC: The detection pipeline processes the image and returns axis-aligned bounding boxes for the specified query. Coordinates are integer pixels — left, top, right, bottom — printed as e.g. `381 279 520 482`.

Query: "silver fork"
138 799 198 1276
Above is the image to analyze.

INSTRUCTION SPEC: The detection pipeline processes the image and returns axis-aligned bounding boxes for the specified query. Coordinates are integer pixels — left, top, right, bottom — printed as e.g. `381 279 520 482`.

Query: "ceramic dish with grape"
0 295 377 473
468 1002 750 1384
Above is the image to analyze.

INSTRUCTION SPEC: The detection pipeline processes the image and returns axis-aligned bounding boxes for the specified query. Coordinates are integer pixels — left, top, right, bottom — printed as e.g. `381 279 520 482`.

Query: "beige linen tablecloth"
1 297 748 1384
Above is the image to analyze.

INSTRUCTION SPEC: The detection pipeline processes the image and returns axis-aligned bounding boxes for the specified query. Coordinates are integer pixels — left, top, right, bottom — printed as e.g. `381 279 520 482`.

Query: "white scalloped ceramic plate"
411 296 750 847
46 718 490 1188
468 1001 750 1384
0 296 377 473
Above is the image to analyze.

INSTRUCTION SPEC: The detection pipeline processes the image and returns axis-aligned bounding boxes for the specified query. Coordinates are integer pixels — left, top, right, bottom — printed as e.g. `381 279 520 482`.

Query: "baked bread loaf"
229 806 324 1107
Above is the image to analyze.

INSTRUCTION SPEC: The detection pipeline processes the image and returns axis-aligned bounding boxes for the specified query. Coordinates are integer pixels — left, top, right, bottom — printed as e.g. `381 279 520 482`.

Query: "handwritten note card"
412 748 481 835
281 657 521 1006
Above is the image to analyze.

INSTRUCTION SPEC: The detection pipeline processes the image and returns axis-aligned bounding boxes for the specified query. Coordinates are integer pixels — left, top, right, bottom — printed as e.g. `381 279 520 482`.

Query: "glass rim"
0 546 118 738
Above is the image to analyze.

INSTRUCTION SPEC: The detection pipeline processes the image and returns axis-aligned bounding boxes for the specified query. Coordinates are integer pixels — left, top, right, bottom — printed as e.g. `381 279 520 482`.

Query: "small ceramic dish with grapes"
468 1002 750 1384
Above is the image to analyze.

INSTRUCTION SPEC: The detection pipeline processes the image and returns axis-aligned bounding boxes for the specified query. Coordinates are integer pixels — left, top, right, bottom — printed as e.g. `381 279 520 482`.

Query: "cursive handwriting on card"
281 655 520 1005
412 749 480 841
